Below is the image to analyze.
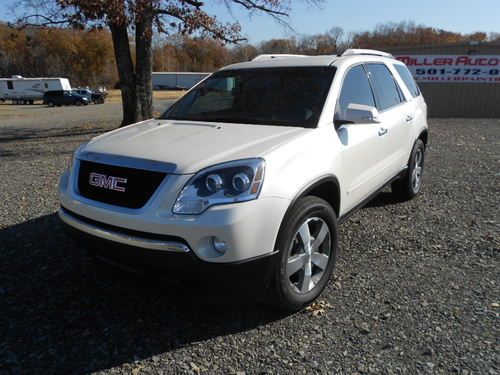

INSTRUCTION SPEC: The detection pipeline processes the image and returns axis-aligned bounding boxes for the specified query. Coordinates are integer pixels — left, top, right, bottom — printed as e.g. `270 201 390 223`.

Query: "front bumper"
59 207 278 295
59 166 290 263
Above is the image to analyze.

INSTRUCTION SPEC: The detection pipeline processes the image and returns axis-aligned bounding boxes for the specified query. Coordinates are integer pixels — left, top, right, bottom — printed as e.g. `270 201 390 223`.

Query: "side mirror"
335 103 380 127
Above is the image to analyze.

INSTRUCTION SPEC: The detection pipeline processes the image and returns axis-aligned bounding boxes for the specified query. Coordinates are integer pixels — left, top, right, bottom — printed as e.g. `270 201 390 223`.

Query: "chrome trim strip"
58 209 190 253
77 151 178 174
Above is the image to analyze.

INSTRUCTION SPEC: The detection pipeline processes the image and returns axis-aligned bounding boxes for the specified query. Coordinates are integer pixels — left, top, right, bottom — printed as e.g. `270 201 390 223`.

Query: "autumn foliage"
2 20 497 87
0 22 116 85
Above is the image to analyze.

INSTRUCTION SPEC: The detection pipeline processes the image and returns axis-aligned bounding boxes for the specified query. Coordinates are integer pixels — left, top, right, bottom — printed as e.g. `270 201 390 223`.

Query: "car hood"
79 119 308 174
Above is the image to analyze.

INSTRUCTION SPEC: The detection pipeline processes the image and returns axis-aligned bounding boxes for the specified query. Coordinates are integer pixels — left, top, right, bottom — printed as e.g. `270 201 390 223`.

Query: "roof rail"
341 49 394 58
252 54 309 61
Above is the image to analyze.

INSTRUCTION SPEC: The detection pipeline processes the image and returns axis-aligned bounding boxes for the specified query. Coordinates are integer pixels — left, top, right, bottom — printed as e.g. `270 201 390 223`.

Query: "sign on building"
395 55 500 83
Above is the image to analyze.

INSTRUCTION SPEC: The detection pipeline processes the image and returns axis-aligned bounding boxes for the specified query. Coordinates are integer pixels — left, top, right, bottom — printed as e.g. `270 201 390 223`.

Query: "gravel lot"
0 103 498 375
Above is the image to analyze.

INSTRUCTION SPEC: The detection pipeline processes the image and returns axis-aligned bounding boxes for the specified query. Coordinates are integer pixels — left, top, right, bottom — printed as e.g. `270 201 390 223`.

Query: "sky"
1 0 499 43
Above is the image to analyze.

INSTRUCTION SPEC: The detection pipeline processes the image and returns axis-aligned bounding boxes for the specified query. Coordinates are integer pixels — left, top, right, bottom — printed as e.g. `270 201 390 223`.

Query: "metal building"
152 72 210 90
386 42 500 117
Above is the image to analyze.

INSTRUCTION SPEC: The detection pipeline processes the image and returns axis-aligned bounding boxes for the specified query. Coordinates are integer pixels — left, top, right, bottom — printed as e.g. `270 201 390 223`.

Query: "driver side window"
336 65 375 120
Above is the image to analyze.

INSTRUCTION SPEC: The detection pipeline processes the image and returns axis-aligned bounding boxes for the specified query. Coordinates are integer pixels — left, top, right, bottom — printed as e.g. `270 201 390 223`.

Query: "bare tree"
14 0 312 126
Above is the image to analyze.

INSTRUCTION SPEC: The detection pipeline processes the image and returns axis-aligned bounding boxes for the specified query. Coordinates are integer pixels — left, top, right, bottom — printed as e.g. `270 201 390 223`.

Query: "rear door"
336 64 386 211
393 62 425 154
365 63 409 181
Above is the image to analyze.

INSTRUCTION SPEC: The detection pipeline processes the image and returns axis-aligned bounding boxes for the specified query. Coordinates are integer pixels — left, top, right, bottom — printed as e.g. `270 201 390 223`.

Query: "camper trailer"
0 76 72 104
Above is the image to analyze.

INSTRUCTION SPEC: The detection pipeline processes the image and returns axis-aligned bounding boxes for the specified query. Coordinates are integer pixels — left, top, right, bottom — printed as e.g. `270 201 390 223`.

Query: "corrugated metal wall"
152 72 210 89
386 42 500 118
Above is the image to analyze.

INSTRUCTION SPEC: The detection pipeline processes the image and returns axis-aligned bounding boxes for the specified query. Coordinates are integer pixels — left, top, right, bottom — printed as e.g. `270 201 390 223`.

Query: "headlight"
173 158 265 214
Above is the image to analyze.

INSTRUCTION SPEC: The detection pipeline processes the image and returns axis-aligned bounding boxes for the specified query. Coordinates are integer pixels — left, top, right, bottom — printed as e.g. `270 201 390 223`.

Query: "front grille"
77 160 166 209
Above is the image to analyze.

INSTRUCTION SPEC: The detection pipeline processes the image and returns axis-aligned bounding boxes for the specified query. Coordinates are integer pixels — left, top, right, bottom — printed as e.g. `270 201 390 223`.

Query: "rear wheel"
269 196 338 311
12 99 19 105
28 100 34 105
47 101 55 107
392 139 425 200
93 98 99 104
19 99 25 105
75 100 82 106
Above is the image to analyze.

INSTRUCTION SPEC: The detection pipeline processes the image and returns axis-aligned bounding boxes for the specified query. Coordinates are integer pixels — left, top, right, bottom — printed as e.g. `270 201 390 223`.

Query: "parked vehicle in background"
58 49 428 311
0 76 71 104
73 88 107 104
43 90 90 107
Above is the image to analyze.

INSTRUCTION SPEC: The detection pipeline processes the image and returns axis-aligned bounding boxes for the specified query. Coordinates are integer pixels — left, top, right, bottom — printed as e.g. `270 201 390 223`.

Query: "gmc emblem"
89 172 127 192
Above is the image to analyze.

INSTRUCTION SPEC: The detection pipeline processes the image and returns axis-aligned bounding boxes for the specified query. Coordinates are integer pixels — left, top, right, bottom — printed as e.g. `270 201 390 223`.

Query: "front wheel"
269 196 338 312
47 101 55 107
392 139 425 200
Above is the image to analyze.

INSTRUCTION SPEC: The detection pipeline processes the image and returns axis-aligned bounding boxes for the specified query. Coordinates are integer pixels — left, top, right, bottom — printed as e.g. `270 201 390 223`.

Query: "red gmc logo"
89 172 127 192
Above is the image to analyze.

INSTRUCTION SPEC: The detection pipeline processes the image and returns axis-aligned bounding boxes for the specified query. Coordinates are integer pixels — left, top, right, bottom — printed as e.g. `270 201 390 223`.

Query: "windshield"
160 67 336 128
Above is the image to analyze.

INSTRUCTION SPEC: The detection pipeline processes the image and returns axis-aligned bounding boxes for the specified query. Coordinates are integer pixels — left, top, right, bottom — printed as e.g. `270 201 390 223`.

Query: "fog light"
212 236 227 254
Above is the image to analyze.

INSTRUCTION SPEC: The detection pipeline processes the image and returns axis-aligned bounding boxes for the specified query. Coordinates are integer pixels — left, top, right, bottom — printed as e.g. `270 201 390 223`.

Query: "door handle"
378 127 388 136
406 114 413 122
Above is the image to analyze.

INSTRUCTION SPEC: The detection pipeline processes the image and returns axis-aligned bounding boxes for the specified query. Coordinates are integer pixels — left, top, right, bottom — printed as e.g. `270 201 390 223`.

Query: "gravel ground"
0 107 498 374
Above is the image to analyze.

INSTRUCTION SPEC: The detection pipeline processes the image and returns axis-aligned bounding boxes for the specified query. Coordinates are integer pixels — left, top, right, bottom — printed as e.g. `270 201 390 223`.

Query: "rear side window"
366 64 404 111
337 65 375 119
394 64 420 98
7 81 13 90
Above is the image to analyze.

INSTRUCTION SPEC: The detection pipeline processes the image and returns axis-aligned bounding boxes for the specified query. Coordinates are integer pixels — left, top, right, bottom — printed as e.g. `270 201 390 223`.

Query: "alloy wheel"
286 217 331 294
411 148 423 192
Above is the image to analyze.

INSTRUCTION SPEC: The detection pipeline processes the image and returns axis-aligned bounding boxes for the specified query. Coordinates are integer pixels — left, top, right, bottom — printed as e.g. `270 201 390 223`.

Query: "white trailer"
0 76 72 104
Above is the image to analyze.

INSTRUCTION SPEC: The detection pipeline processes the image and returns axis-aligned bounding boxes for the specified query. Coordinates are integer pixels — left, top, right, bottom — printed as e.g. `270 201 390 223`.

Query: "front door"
365 63 409 181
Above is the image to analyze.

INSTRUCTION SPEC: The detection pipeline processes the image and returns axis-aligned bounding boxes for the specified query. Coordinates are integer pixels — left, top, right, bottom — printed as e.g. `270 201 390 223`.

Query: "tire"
392 139 425 200
75 100 82 106
12 99 18 105
19 99 26 105
269 196 338 312
28 100 34 105
47 101 55 107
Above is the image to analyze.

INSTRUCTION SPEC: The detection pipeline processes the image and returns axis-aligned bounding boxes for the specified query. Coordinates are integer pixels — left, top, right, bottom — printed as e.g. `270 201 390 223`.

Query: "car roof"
220 50 398 71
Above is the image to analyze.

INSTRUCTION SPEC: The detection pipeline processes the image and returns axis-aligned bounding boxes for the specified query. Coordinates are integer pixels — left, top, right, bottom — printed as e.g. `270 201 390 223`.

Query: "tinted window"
336 65 375 119
366 64 403 110
44 83 48 89
7 81 13 90
394 64 420 98
161 67 336 128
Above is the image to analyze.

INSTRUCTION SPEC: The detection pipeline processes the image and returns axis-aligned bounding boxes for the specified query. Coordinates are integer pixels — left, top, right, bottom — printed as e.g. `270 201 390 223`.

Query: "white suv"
58 49 428 311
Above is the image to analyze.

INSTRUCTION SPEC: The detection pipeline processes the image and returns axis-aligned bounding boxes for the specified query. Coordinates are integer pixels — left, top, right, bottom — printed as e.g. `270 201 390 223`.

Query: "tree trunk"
135 4 154 121
109 22 140 127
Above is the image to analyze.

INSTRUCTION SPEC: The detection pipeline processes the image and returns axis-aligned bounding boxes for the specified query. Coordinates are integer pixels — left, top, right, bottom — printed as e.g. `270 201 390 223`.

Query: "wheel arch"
417 129 428 147
285 175 341 220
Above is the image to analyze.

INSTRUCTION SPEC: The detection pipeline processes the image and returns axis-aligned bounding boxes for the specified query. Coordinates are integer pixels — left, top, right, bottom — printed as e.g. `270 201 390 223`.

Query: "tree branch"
225 0 292 31
15 14 72 28
156 8 246 43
